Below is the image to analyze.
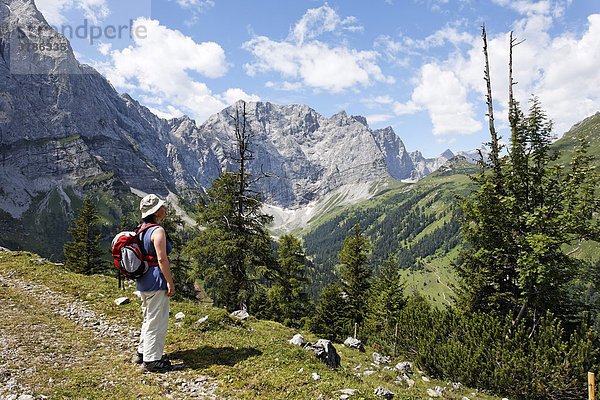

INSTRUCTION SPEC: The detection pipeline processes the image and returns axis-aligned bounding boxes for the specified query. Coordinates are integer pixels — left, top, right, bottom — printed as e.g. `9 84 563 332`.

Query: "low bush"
377 296 600 399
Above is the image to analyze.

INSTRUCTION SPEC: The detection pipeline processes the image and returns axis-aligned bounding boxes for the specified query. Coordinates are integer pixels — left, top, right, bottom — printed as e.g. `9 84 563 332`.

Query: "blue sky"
35 0 600 157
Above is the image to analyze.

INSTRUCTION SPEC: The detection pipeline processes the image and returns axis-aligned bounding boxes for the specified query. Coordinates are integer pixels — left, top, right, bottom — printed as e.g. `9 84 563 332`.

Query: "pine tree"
161 206 196 300
63 196 105 275
268 234 312 327
308 284 352 342
185 101 276 311
455 28 600 326
366 255 407 335
338 224 372 327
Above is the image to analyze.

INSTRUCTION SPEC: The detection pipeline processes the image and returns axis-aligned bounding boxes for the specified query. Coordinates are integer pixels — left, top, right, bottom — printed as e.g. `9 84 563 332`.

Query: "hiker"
133 194 175 373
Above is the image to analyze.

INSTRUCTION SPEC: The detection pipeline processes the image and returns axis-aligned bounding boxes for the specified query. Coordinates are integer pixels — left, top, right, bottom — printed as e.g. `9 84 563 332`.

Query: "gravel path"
0 268 219 400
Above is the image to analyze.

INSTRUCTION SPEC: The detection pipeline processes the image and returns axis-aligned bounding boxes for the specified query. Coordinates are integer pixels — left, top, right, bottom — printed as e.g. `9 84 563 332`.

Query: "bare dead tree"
508 31 525 110
482 24 501 174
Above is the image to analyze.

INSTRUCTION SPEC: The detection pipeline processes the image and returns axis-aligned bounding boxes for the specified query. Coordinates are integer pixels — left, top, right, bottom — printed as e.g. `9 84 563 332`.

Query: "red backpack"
111 223 159 280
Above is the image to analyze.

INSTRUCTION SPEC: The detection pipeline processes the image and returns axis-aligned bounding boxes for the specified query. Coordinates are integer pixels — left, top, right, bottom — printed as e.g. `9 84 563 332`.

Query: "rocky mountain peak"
441 149 454 159
2 0 83 75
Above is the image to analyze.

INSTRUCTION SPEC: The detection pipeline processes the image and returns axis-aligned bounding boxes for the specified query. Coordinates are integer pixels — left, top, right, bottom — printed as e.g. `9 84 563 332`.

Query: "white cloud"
362 95 395 109
220 88 261 105
97 42 112 55
291 5 363 44
103 18 236 122
388 1 600 139
366 114 393 124
170 0 214 8
492 0 551 15
243 5 392 93
35 0 110 26
375 24 475 67
394 63 482 136
534 13 600 133
168 0 215 25
147 105 184 120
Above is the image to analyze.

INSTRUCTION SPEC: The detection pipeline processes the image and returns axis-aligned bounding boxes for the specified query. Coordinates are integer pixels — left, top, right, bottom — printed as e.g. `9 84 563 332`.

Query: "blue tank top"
136 224 172 292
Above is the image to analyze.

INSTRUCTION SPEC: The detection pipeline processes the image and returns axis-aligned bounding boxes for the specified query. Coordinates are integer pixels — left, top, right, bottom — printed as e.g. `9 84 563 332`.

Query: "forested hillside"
302 158 478 300
302 112 600 303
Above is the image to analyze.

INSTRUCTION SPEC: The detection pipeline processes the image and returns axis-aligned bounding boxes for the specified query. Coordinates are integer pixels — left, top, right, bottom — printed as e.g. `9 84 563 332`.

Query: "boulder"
427 387 444 397
372 352 391 364
288 334 305 347
312 372 320 380
303 339 341 369
196 315 209 324
394 361 412 374
230 310 249 320
175 312 185 320
344 337 365 352
374 386 394 399
114 297 130 305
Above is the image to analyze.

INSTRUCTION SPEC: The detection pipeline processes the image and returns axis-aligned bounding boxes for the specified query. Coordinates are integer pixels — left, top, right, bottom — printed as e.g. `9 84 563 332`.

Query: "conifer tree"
185 101 275 311
268 234 312 327
63 196 105 275
456 28 600 326
308 283 352 342
338 224 372 327
161 206 196 300
366 255 407 335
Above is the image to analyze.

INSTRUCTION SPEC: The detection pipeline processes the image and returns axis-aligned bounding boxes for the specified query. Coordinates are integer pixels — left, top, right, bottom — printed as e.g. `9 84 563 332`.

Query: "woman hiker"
133 194 175 373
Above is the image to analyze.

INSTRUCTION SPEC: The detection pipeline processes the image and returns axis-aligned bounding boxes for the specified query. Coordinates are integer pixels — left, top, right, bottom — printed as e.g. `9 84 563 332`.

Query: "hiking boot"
142 359 172 373
134 353 168 364
132 352 143 364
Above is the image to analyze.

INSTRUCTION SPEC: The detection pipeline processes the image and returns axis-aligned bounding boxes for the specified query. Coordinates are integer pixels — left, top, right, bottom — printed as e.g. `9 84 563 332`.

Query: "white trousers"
137 290 170 363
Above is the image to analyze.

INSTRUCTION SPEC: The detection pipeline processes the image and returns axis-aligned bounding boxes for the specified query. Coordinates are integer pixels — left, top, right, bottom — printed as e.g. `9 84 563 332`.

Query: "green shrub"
382 295 599 399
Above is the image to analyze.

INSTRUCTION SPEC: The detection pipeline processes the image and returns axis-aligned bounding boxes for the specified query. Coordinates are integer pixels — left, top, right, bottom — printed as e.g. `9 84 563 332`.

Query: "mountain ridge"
0 0 483 257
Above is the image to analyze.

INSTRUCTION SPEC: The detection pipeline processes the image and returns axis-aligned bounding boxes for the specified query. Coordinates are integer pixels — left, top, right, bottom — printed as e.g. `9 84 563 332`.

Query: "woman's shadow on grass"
169 346 262 370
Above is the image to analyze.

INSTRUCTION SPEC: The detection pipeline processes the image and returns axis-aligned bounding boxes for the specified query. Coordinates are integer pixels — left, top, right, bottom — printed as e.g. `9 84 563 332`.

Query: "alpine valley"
1 0 599 303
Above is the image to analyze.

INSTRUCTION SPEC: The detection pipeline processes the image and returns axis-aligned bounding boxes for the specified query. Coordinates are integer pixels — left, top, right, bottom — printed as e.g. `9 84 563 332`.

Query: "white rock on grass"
114 297 130 305
230 310 249 320
175 312 185 320
374 386 394 399
344 337 364 351
288 334 305 346
372 352 391 364
394 362 412 373
427 386 444 397
312 372 321 380
196 315 208 324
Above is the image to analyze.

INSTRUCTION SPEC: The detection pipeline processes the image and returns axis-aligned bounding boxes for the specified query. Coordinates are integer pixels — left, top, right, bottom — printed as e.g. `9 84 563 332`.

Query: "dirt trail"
0 269 219 400
434 271 452 306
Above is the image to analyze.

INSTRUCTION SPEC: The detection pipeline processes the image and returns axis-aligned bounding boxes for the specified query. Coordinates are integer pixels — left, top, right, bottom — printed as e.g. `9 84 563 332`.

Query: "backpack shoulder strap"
136 223 160 267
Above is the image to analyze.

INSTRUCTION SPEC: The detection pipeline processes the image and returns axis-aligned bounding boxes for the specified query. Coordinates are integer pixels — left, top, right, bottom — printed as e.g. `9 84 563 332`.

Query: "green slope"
301 158 478 304
301 111 600 306
0 251 501 400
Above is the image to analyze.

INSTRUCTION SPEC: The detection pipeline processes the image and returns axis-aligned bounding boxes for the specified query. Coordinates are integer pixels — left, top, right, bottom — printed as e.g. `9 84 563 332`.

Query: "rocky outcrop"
371 126 415 181
303 339 341 369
